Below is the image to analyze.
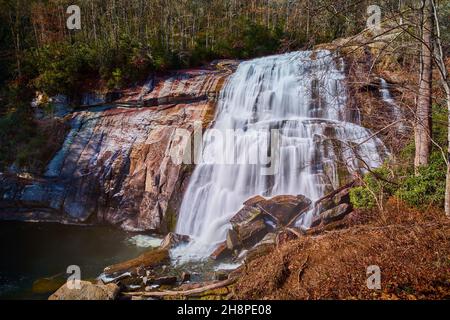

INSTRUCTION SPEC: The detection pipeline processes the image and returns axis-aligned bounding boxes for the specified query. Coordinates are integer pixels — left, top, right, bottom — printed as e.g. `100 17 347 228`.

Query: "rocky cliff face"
0 62 235 232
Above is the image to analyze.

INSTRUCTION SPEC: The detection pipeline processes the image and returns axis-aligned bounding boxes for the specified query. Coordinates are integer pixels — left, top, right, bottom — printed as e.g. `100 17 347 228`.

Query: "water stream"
0 221 161 299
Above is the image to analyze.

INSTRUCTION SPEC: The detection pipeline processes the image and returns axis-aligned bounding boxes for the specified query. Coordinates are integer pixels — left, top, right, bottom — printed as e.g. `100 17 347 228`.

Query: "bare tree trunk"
414 0 434 172
430 0 450 216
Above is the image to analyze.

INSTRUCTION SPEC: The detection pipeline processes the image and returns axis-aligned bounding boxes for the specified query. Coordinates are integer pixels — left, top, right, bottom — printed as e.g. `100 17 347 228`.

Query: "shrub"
350 166 397 210
352 105 448 211
0 87 67 173
395 153 446 208
350 153 447 211
107 68 123 90
350 186 377 209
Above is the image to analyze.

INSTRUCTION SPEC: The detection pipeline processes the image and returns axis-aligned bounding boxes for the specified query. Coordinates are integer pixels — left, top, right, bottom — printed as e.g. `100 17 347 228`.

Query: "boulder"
160 232 190 250
334 188 351 205
237 218 268 247
227 194 313 250
49 281 119 300
229 206 263 231
243 195 266 207
322 203 353 224
103 249 170 276
258 233 277 246
226 229 241 250
310 214 323 228
243 232 277 263
314 183 353 215
228 204 269 247
310 184 353 227
256 195 311 226
315 198 336 215
210 241 231 260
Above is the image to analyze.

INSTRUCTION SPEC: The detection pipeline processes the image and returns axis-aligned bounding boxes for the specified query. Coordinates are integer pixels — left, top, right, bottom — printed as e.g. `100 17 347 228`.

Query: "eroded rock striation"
0 63 236 232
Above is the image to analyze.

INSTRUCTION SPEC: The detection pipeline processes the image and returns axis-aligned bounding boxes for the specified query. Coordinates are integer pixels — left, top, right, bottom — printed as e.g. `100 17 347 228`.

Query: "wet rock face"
0 64 234 232
117 66 234 107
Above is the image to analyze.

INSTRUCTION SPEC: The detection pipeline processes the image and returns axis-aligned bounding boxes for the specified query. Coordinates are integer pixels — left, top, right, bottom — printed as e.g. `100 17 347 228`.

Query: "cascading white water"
379 78 407 133
174 51 388 261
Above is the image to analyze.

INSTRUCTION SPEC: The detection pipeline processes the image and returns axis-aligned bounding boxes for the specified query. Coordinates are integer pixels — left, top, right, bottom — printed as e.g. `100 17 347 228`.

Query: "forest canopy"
2 0 438 96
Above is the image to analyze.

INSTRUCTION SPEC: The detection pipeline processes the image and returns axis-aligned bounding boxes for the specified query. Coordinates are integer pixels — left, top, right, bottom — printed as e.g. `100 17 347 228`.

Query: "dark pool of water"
0 221 152 300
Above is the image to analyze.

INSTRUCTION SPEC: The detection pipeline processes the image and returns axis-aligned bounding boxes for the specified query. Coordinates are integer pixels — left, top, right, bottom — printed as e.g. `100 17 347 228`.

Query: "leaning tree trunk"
414 0 434 172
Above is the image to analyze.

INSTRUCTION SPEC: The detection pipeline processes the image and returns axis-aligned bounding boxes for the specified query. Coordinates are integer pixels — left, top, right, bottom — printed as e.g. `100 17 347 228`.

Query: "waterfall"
379 78 407 133
174 51 388 261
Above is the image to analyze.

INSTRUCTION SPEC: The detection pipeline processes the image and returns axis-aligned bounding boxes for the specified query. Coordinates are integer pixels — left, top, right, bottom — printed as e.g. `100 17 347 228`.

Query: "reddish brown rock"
243 195 266 207
210 241 231 260
160 232 190 250
226 229 241 250
238 219 268 247
256 195 311 226
229 206 263 231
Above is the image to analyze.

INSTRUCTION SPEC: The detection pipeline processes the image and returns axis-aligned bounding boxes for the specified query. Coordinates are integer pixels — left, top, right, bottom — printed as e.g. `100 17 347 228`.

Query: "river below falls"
0 221 162 299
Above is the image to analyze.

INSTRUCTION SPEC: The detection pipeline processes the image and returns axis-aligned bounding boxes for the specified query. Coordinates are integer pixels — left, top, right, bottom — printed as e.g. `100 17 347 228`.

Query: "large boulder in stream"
160 232 190 250
230 194 312 230
212 189 354 261
212 194 312 259
229 205 266 248
210 241 232 260
256 195 312 226
0 63 236 232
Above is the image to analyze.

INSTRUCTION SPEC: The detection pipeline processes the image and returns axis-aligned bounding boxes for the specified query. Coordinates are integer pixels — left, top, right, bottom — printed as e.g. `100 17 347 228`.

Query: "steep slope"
233 201 450 300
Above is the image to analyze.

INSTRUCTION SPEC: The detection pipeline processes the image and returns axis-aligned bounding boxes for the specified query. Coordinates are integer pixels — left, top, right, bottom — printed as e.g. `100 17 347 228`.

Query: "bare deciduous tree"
414 0 433 171
431 0 450 216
